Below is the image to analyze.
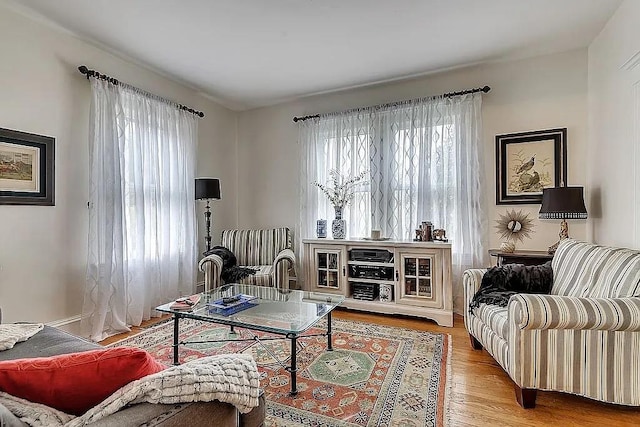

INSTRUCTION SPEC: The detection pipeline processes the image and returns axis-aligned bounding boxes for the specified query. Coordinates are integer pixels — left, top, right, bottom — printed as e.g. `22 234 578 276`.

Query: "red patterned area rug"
111 317 451 426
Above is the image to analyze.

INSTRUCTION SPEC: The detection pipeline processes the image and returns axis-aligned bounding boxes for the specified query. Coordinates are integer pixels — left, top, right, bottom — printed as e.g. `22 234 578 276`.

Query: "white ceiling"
8 0 622 110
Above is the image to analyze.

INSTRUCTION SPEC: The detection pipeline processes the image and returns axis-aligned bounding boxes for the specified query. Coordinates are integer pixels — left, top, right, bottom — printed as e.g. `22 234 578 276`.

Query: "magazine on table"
206 294 258 309
170 294 201 311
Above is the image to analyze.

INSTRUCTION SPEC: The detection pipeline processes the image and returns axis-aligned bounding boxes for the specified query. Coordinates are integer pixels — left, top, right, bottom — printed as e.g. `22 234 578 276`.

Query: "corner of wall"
234 112 240 228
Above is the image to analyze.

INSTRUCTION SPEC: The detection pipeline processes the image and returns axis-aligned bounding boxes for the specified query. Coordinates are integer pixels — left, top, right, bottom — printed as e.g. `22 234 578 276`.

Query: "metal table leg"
289 334 298 395
172 314 180 365
327 310 333 351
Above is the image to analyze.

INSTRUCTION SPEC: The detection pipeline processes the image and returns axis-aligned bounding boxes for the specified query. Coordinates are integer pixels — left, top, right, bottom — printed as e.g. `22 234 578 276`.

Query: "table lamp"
539 186 587 254
195 178 221 252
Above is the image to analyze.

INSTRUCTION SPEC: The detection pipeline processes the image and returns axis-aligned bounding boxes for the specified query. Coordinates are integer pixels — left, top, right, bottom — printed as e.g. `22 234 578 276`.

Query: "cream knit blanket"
0 323 44 351
0 354 261 427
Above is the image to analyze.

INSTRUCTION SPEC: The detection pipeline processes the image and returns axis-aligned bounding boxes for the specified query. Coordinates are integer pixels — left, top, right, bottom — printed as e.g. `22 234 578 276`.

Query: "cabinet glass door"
316 251 340 289
401 255 433 299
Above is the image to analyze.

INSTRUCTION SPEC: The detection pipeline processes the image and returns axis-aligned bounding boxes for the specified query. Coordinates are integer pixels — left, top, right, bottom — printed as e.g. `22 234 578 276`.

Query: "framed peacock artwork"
495 128 567 205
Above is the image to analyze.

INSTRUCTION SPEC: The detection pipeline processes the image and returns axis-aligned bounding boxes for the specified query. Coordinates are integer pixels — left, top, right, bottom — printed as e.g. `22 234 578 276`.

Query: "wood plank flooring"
102 310 640 426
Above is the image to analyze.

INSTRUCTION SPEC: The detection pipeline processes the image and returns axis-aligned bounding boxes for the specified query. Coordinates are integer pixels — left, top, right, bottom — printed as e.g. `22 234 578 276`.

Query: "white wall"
588 0 640 249
237 50 588 249
0 5 238 323
237 50 589 312
195 102 239 255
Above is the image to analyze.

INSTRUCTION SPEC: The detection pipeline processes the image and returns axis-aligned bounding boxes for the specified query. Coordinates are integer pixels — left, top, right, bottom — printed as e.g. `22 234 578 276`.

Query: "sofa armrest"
273 248 296 290
199 255 224 292
463 269 486 333
87 393 265 427
463 269 485 307
240 391 266 427
273 248 295 269
508 294 640 332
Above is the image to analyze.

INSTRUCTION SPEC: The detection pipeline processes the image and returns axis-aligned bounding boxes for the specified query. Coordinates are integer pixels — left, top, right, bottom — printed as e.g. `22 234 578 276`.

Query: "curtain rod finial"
482 85 491 93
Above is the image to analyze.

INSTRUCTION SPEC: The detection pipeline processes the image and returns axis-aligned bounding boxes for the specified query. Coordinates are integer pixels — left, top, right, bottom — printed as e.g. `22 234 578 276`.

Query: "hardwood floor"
101 310 640 426
99 317 171 346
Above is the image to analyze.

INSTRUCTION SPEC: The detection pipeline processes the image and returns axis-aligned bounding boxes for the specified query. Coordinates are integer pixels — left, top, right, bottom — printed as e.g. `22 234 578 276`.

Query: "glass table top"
156 283 344 335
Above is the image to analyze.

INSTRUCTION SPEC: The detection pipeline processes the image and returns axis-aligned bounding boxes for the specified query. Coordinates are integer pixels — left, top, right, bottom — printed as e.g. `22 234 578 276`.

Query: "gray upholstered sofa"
464 239 640 408
0 308 265 426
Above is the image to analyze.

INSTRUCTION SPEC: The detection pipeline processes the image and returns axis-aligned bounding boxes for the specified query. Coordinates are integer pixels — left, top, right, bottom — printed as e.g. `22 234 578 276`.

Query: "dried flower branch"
313 169 368 209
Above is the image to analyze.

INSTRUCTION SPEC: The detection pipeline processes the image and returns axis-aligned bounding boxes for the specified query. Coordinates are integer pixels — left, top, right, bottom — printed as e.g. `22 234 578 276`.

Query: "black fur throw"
469 261 553 312
203 246 258 283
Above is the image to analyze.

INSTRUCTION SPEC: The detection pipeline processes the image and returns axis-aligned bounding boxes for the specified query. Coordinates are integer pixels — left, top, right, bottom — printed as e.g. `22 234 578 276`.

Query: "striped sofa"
464 239 640 408
199 228 296 291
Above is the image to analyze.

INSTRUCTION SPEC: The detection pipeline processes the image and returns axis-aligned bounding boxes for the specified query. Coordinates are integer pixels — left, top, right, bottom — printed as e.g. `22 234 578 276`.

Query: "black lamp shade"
539 187 587 219
195 178 221 200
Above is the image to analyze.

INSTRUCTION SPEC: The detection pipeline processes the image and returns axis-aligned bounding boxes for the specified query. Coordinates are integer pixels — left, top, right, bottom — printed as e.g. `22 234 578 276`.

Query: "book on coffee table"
207 294 258 315
169 294 201 311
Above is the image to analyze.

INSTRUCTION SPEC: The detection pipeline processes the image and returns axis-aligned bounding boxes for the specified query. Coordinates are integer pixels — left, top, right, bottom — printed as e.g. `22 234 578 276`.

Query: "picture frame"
495 128 567 205
0 127 55 206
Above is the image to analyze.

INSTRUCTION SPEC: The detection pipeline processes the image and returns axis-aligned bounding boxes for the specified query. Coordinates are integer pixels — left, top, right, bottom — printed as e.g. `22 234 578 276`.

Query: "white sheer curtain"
82 78 197 342
298 112 375 242
299 93 488 312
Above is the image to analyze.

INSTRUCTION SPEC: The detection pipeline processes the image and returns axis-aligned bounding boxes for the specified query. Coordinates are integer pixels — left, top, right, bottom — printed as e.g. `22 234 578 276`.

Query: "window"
119 100 191 262
312 112 459 241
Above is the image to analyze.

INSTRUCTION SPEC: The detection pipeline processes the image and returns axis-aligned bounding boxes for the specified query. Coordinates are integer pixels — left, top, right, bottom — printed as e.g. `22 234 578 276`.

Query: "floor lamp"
195 178 221 253
539 186 587 254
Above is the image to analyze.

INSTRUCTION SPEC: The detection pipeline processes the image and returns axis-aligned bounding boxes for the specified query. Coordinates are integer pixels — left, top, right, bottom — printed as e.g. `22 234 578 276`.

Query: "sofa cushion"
551 239 606 297
552 240 640 298
0 326 99 361
474 304 509 341
590 247 640 298
0 347 165 416
238 265 273 286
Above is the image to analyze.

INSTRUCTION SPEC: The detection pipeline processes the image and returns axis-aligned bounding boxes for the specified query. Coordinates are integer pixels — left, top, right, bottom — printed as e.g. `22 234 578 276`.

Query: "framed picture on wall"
0 127 55 205
495 128 567 205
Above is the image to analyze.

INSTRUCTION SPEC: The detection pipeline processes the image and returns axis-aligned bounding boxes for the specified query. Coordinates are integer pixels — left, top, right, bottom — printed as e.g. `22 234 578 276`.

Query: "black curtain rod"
292 85 490 123
78 65 205 118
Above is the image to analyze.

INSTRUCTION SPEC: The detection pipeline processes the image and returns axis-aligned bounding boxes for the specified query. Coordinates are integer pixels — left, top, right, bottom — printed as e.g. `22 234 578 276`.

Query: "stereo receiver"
349 248 393 263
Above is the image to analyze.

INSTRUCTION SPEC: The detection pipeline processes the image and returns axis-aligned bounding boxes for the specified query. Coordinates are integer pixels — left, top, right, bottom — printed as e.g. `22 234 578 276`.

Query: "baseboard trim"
47 315 81 328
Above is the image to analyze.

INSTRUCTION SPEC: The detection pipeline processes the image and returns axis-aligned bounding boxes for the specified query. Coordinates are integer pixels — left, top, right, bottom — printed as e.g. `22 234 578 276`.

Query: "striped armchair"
199 228 296 291
464 239 640 408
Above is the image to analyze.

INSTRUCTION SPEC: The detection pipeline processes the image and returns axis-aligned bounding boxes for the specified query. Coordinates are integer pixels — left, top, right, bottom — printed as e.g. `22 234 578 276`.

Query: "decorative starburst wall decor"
494 209 535 243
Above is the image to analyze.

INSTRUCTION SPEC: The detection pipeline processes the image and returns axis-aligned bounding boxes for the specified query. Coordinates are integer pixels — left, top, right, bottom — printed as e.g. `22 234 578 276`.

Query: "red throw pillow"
0 347 165 415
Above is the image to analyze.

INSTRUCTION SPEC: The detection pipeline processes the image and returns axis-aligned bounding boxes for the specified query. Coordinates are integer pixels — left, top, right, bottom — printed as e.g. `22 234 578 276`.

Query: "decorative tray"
207 294 258 316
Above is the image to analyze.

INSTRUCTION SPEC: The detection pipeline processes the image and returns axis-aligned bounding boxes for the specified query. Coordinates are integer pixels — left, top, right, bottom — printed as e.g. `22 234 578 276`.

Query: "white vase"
332 207 346 239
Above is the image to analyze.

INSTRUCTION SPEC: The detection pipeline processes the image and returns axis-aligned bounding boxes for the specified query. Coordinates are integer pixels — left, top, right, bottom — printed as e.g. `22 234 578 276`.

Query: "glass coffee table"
156 283 344 395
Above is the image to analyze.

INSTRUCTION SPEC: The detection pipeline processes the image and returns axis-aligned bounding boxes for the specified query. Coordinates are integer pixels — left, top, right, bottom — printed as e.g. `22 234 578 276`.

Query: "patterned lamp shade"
539 187 587 219
195 178 221 200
